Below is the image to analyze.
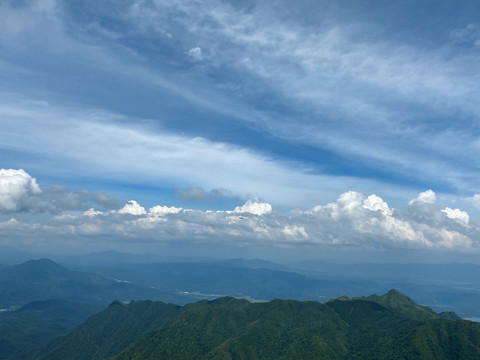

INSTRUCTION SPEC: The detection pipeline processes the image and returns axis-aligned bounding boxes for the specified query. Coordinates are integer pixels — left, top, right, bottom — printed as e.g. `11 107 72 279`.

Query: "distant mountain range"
30 290 479 360
0 258 198 309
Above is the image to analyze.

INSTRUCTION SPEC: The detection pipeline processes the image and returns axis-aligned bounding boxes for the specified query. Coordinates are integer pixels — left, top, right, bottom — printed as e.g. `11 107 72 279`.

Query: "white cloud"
0 168 120 214
234 200 272 216
149 205 183 216
188 47 203 61
84 208 104 217
441 207 469 225
1 189 479 253
314 191 363 220
310 191 434 247
0 169 41 212
0 96 393 209
437 229 472 249
363 194 393 216
282 225 308 239
3 0 480 212
118 200 146 215
409 190 436 206
114 0 480 196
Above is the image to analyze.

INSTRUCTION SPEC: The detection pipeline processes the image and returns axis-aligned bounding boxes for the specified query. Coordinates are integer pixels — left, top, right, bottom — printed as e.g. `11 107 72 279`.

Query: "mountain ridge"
30 290 480 360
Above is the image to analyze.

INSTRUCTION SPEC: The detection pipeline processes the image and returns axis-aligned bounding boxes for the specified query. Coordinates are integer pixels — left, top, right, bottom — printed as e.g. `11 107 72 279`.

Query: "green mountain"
361 289 460 321
32 290 480 360
28 300 183 360
112 294 480 360
0 299 102 360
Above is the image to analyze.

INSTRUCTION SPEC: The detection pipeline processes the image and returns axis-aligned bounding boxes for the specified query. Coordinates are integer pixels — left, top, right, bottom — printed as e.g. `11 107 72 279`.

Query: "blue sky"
1 0 480 260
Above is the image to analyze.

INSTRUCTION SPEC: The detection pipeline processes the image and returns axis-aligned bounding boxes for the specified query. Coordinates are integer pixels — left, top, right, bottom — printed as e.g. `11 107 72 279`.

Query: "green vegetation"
111 292 480 360
363 289 460 321
0 299 102 360
27 289 480 360
29 300 183 360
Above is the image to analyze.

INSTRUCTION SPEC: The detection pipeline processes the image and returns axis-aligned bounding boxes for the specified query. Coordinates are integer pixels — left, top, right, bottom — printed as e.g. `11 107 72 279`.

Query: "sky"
1 0 480 261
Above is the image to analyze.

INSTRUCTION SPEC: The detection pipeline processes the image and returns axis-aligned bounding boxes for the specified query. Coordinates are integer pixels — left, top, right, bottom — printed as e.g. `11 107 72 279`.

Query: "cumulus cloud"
311 191 428 246
0 169 121 214
84 208 104 217
149 205 183 216
1 184 479 254
441 207 470 225
409 190 436 205
362 194 393 216
234 200 272 215
117 200 146 215
0 169 41 212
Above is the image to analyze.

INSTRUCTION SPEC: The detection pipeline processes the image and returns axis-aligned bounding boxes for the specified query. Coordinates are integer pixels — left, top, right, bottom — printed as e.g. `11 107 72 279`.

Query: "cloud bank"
1 169 478 254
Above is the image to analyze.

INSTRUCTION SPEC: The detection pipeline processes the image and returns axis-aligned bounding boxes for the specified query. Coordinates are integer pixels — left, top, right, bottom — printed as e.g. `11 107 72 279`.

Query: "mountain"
362 289 460 321
28 300 183 360
74 261 381 302
0 299 102 360
0 258 203 360
112 293 480 360
30 298 251 360
32 290 480 360
0 259 197 308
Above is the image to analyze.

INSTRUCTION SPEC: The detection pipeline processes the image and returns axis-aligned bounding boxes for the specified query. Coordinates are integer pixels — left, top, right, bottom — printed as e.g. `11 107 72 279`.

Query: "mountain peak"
15 258 68 272
366 289 413 305
364 289 444 320
383 288 410 301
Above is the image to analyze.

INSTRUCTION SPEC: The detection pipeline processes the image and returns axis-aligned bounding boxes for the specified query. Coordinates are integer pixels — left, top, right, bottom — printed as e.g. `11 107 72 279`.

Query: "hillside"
32 290 480 360
112 294 480 360
361 289 459 320
28 300 183 360
0 299 102 360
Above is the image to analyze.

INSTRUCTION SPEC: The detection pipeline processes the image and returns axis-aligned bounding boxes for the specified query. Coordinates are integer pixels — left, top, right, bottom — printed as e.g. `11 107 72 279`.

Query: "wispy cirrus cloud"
3 0 480 198
114 0 480 193
0 96 398 209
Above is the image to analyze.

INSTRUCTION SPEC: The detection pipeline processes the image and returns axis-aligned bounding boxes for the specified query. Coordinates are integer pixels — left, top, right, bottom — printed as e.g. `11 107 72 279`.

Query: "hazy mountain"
0 259 197 308
295 261 480 286
74 261 382 302
73 260 480 318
